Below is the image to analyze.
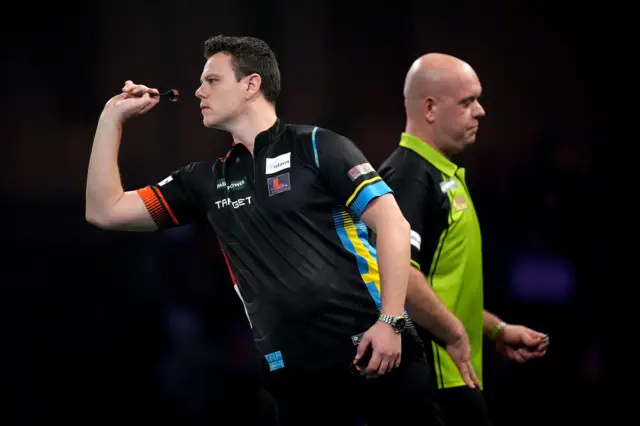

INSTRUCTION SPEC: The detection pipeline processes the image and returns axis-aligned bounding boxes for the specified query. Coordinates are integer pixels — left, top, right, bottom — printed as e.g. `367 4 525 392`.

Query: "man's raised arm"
85 80 160 231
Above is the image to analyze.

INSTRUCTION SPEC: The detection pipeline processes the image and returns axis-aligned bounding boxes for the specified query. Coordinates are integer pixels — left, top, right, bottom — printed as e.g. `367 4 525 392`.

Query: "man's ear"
245 73 262 99
424 96 437 123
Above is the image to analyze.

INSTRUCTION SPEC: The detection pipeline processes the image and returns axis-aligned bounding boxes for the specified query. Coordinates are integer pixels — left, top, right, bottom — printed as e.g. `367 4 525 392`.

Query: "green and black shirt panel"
377 132 485 389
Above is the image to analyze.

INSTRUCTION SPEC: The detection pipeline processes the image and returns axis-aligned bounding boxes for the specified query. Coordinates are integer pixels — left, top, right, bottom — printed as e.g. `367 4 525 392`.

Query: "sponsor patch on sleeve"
347 162 375 181
410 229 422 251
158 175 173 186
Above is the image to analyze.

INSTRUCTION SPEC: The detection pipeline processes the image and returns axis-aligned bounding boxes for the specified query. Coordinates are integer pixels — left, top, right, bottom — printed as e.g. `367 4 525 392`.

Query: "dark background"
3 1 611 425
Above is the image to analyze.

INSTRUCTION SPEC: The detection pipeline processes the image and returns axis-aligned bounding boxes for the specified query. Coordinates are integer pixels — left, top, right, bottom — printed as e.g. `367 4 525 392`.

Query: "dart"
134 89 179 102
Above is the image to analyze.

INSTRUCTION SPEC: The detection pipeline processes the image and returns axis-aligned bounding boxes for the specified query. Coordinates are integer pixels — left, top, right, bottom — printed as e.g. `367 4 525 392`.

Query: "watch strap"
378 313 405 333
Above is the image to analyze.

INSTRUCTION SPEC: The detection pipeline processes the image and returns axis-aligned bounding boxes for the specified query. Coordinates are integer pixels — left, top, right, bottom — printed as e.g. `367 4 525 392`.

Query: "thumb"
355 334 371 360
522 330 541 346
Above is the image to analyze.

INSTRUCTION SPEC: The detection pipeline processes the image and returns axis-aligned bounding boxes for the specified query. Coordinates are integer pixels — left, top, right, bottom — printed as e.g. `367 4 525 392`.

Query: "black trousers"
264 345 444 426
436 386 493 426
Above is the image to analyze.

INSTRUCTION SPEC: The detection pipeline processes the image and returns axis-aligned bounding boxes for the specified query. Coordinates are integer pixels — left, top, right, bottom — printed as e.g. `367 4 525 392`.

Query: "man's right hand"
444 327 481 389
101 80 160 123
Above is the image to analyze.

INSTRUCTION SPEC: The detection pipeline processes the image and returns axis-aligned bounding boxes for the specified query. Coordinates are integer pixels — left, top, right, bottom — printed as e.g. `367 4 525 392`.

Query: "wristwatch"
378 313 407 334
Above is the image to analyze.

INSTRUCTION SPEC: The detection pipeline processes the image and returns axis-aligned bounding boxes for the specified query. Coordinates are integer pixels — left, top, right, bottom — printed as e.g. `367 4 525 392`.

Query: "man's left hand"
355 320 402 376
496 324 549 363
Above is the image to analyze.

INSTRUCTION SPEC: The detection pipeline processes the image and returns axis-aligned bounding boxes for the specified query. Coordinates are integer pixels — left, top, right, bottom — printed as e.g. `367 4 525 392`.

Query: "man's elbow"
85 205 115 230
376 209 410 237
399 215 410 235
86 210 107 229
391 213 410 238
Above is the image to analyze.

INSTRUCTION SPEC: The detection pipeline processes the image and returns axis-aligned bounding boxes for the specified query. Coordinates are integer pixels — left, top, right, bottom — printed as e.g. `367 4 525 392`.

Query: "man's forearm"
376 219 411 317
405 267 465 344
86 114 126 223
483 310 504 337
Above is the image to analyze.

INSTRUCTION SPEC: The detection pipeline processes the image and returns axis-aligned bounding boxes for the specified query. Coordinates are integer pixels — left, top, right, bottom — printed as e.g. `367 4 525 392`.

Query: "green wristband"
490 321 507 340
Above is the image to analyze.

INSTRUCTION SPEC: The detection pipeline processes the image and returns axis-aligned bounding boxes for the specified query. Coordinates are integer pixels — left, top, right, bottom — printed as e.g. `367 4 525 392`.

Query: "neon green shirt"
378 133 484 388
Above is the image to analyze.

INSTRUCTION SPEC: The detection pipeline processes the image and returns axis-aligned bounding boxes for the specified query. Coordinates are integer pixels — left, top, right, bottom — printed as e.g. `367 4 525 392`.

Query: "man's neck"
229 102 278 154
404 122 448 158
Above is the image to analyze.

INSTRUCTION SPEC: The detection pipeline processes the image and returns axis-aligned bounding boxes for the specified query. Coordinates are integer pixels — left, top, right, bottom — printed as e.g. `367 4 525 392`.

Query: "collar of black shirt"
230 118 285 157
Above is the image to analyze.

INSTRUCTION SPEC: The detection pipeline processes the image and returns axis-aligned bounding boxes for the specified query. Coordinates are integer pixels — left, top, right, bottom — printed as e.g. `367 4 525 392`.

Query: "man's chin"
202 118 220 129
203 115 232 131
463 135 476 147
449 138 474 156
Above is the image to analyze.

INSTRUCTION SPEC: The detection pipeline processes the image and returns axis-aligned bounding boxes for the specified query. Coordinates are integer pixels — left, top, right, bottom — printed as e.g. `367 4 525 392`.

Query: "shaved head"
404 53 476 100
402 53 485 156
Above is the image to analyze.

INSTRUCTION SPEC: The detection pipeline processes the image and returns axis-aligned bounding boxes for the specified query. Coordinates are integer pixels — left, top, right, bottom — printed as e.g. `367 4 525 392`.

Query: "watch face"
395 318 406 330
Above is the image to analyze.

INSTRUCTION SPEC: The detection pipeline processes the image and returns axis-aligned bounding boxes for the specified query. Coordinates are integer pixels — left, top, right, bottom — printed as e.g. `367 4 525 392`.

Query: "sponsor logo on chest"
215 196 252 210
216 178 247 192
439 178 458 193
265 152 291 174
267 172 291 196
452 195 468 211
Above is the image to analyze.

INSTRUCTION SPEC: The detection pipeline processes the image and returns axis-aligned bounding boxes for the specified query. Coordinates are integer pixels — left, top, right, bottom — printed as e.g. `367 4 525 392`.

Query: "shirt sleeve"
136 162 207 230
312 127 392 219
379 173 430 270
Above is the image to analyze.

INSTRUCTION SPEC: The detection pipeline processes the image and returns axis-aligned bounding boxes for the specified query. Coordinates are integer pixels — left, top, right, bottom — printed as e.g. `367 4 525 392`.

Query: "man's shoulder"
378 146 436 185
286 123 349 144
285 123 316 136
182 159 217 172
168 159 217 182
282 124 354 167
378 144 428 172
